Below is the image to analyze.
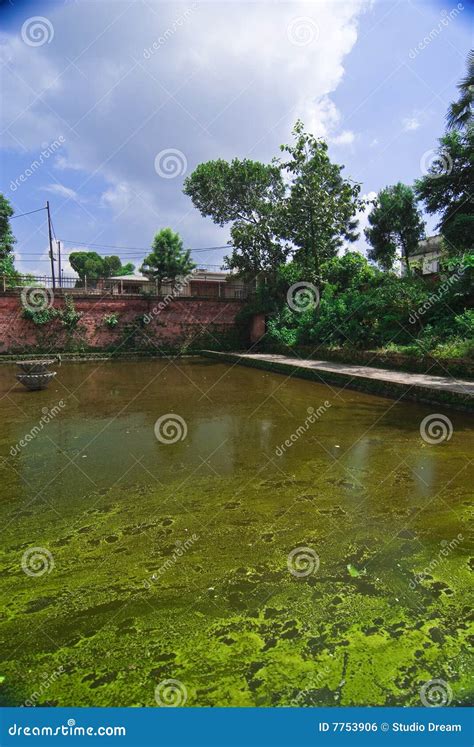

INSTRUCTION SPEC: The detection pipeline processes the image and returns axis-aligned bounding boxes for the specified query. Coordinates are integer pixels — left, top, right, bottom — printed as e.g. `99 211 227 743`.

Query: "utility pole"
46 201 55 290
57 240 62 288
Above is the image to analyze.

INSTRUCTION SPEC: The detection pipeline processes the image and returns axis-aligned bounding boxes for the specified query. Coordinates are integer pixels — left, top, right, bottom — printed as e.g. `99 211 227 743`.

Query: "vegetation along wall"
0 295 247 355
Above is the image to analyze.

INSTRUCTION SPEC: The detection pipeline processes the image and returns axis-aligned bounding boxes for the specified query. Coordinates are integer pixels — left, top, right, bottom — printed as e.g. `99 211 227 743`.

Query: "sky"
0 0 472 278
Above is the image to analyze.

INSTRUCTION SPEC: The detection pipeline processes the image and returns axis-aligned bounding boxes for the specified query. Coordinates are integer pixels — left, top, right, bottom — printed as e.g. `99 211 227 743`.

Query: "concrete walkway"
203 351 474 409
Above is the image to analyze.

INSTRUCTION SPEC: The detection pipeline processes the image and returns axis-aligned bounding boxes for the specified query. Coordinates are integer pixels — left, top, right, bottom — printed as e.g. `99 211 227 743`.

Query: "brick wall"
0 294 247 354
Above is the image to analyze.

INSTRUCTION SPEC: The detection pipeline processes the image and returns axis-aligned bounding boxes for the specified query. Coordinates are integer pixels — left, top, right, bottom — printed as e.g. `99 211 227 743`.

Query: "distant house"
105 269 247 299
407 235 445 276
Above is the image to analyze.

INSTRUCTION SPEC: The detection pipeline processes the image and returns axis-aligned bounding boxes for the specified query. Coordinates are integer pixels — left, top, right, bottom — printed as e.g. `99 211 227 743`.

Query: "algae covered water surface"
0 358 472 707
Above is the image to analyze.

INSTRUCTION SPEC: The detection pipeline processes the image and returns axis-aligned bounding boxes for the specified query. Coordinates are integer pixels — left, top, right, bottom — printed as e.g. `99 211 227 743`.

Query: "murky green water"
0 358 472 707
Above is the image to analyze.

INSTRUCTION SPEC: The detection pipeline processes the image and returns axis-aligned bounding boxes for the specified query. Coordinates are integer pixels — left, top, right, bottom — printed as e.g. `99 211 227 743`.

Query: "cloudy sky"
0 0 471 277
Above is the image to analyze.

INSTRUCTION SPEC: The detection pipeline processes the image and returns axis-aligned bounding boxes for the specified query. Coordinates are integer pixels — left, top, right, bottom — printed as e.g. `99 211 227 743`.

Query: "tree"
415 129 473 255
183 158 288 280
69 251 135 283
447 50 473 131
102 255 135 277
278 120 363 282
364 183 425 273
140 228 195 291
0 194 19 282
0 193 15 260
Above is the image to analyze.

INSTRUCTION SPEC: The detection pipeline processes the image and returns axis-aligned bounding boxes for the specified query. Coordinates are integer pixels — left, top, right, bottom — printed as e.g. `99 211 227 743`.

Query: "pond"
0 358 471 707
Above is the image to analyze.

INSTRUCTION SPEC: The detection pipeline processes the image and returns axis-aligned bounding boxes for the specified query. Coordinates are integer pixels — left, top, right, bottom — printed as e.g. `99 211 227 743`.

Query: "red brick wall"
0 294 246 354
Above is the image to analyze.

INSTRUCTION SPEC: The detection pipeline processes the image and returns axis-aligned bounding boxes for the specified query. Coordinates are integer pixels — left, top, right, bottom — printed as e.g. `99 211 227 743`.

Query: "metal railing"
1 274 249 300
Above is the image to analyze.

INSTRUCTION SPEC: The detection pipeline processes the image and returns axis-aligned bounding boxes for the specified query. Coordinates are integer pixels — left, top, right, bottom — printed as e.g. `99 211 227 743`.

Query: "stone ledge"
201 350 474 413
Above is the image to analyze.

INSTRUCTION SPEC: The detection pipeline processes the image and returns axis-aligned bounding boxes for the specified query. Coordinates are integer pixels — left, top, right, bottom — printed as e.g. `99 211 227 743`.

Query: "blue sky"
0 0 472 277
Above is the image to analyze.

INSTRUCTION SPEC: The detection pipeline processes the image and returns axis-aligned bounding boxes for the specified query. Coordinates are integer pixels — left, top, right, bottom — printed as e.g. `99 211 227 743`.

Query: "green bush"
104 312 119 328
261 252 473 359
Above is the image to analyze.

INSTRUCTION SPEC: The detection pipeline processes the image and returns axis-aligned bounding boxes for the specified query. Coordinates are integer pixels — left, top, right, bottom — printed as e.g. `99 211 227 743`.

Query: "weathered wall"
0 294 247 354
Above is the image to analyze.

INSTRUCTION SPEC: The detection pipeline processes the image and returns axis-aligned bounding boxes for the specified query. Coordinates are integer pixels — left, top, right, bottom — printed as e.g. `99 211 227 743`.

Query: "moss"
0 359 471 707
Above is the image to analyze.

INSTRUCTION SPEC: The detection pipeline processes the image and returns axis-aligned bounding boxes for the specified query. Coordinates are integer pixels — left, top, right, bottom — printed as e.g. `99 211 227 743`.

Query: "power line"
10 207 47 219
59 239 231 253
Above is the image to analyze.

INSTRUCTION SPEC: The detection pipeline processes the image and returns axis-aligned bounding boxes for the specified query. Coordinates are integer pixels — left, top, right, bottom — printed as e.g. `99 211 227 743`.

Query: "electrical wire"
58 239 231 253
10 207 47 219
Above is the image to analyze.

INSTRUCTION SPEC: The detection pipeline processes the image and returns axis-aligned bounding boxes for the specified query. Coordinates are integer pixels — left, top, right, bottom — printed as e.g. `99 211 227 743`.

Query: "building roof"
109 274 149 282
411 235 443 257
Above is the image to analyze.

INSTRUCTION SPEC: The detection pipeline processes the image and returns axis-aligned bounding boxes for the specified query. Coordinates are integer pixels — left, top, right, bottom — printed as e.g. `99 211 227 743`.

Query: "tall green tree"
141 228 195 291
0 193 15 257
278 120 363 282
0 194 18 280
69 251 135 282
415 129 473 255
365 183 425 273
447 50 473 131
183 158 287 280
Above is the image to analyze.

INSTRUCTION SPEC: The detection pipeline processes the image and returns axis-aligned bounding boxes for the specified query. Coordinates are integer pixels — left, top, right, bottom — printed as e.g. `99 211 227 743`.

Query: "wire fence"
1 274 249 300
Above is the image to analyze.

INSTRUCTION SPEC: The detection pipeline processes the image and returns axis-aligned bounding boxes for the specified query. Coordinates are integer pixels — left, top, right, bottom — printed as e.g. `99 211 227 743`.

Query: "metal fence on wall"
1 275 249 300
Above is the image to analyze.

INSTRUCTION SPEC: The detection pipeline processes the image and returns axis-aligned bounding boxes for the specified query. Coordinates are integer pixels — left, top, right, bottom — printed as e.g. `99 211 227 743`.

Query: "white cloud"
402 116 421 131
330 130 355 146
349 190 377 257
1 0 370 248
43 183 81 200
